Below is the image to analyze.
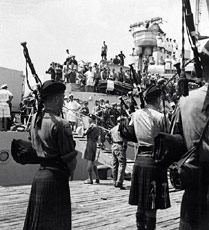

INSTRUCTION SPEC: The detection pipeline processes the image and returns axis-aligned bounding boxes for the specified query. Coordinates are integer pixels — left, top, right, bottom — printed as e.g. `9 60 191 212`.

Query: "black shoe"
115 183 125 189
95 179 100 184
119 186 126 190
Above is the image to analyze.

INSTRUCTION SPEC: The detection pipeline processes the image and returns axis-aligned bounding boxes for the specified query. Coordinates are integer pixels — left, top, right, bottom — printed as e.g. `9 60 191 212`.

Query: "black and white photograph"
0 0 209 229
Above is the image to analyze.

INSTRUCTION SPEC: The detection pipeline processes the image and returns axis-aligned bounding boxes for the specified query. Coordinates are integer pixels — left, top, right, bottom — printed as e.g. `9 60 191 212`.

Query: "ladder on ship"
24 106 34 131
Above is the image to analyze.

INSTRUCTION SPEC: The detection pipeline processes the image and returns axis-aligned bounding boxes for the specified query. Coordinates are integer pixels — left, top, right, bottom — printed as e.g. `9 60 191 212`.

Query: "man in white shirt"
0 84 13 131
65 94 81 132
85 66 95 92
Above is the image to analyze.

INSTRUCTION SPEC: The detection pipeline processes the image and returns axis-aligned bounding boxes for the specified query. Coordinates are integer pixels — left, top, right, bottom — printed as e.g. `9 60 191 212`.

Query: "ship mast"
195 0 201 36
195 0 209 40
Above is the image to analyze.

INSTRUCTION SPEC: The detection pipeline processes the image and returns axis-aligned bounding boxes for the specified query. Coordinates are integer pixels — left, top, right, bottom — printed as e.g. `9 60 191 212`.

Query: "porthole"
0 150 11 164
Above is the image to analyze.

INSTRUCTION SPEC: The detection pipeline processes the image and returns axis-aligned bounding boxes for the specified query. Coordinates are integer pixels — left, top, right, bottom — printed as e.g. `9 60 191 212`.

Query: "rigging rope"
182 0 185 70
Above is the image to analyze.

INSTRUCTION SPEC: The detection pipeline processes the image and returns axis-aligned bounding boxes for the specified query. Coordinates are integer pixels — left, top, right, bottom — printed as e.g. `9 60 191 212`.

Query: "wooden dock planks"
0 180 183 230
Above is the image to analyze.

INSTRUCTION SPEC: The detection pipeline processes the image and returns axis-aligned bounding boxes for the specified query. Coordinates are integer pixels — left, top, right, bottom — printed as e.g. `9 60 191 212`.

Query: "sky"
0 0 208 87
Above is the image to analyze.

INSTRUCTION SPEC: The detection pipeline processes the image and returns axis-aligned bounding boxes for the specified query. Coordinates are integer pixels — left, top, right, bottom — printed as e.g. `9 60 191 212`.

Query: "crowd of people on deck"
45 41 128 92
15 65 200 135
142 32 181 74
43 35 186 97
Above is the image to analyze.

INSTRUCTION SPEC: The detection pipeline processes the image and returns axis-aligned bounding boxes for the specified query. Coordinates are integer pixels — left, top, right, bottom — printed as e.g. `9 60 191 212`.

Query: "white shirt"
65 100 81 122
130 105 169 146
0 89 13 103
85 70 95 86
110 124 123 143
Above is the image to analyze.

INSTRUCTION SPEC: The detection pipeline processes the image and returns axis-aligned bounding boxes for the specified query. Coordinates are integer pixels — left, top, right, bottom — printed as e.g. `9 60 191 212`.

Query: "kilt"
83 140 97 161
129 156 170 210
23 167 71 230
179 164 209 230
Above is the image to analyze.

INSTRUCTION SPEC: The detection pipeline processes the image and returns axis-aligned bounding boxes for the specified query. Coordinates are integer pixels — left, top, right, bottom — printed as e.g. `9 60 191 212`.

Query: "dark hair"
145 95 160 104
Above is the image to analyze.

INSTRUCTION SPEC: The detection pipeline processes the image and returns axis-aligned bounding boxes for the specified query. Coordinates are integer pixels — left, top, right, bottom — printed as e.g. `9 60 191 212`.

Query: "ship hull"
0 132 90 186
0 91 137 186
0 130 136 186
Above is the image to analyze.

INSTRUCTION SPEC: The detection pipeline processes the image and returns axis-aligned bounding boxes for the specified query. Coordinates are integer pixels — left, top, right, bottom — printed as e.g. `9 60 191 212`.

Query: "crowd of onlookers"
45 59 137 93
19 34 200 131
45 41 128 89
15 69 201 136
141 32 182 74
45 34 183 94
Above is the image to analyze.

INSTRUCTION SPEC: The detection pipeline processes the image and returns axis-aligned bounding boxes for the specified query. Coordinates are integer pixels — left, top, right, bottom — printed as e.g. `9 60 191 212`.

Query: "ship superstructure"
129 17 191 76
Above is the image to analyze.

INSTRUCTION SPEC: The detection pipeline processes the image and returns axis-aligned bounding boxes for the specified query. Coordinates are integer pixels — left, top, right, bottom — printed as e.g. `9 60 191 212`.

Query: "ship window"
0 150 10 164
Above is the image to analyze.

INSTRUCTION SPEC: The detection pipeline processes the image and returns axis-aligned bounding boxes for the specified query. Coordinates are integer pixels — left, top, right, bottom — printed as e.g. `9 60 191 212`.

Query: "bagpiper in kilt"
129 85 171 230
23 81 77 230
169 40 209 230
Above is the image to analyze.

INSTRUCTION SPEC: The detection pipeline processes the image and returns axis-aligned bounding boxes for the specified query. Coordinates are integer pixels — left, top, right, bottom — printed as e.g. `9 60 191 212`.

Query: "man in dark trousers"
108 116 127 189
101 41 108 60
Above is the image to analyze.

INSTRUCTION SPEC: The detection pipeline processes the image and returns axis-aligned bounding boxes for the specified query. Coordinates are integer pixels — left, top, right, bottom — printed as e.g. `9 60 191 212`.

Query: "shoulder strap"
197 116 209 146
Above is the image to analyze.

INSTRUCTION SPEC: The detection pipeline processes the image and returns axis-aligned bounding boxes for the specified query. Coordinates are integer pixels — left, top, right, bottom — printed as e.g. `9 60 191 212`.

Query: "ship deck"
0 179 183 230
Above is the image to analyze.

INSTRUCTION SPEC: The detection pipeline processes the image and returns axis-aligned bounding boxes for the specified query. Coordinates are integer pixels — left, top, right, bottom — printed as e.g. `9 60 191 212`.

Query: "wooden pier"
0 179 183 230
0 132 183 229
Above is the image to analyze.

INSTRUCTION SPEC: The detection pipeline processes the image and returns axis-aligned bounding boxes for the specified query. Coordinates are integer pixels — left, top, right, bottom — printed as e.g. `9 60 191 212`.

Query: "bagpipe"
129 64 145 109
155 0 207 190
11 42 43 165
116 64 141 143
20 42 45 130
176 0 203 97
21 42 42 96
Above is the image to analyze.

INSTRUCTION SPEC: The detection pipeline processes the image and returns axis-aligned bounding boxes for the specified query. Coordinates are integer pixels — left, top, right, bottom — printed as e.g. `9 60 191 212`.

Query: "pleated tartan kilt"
129 156 170 210
179 164 209 230
23 167 71 230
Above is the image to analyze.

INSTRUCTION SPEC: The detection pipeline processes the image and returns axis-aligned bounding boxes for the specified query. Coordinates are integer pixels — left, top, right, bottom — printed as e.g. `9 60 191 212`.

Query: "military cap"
1 84 8 89
144 85 161 99
41 80 66 98
200 40 209 66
